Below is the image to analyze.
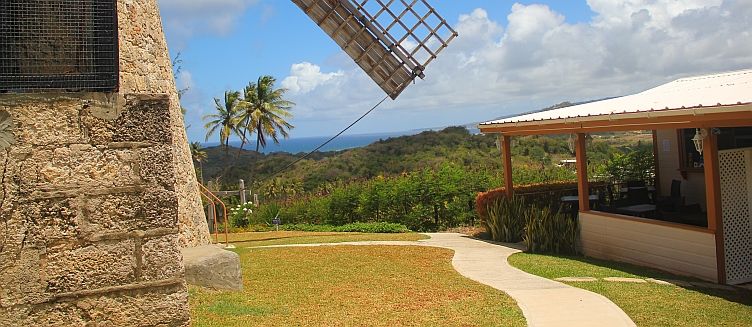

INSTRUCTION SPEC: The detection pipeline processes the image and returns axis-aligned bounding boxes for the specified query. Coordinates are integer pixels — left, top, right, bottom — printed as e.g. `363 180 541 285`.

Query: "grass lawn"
508 253 752 327
190 246 525 327
223 231 428 247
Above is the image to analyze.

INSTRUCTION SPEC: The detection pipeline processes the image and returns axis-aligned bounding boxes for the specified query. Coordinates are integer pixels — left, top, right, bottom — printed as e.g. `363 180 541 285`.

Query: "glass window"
718 127 752 150
679 129 704 170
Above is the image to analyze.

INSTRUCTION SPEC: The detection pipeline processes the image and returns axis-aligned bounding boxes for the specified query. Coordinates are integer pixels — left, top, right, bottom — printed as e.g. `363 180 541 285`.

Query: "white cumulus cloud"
280 0 752 134
282 62 344 94
159 0 259 47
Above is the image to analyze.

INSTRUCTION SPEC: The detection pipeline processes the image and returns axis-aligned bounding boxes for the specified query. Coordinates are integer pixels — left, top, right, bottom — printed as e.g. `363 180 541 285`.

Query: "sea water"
221 132 411 154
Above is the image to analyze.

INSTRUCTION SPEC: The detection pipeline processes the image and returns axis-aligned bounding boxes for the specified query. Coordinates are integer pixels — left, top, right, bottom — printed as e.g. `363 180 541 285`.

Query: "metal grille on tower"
0 0 119 93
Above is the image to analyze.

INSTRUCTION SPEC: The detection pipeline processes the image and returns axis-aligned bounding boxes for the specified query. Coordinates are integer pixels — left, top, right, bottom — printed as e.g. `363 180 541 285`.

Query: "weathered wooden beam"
575 133 590 212
478 106 752 136
702 129 726 284
500 135 514 197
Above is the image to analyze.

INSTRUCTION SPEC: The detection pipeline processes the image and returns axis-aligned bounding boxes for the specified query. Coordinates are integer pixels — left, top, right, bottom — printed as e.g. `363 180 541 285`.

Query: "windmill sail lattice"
291 0 457 99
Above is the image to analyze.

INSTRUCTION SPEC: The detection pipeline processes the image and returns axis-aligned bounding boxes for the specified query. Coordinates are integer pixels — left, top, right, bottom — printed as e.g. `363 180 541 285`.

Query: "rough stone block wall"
0 94 189 326
118 0 211 248
0 0 211 324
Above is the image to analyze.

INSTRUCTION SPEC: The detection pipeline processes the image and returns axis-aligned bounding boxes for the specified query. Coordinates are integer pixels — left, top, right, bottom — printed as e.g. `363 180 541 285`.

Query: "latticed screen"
291 0 456 99
352 0 456 74
719 149 752 285
0 0 119 93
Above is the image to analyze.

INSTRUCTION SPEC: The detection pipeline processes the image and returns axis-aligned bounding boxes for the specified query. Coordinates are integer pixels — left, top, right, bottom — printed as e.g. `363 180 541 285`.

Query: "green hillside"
200 126 652 194
202 127 499 189
199 126 654 231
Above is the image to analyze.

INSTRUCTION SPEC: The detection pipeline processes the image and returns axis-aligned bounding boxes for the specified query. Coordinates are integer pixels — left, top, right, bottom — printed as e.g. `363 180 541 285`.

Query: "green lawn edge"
224 231 429 248
508 253 752 327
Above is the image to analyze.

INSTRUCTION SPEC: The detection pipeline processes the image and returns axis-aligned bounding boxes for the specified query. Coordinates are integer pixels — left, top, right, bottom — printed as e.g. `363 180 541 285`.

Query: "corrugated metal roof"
480 69 752 127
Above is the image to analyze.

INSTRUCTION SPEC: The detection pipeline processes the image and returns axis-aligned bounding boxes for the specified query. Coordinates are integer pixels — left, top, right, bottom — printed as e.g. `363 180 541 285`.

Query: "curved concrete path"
254 233 636 327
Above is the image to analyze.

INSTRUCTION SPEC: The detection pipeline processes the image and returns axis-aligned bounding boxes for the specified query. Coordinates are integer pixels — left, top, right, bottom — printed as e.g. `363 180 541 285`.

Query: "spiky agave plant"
485 196 526 243
503 196 526 243
523 204 579 254
485 200 501 241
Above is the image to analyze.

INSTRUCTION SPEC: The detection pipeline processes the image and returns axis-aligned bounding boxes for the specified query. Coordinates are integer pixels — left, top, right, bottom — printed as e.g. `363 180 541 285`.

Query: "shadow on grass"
516 252 752 306
231 236 313 245
229 233 346 245
459 234 527 251
459 232 750 305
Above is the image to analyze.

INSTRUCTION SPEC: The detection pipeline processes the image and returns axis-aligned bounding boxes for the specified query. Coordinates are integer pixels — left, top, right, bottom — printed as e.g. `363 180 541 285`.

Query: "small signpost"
272 214 281 231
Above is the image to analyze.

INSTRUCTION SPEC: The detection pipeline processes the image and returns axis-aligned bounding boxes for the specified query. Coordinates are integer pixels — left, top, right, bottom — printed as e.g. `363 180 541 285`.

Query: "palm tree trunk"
199 161 204 184
255 121 263 152
237 117 248 154
238 131 247 153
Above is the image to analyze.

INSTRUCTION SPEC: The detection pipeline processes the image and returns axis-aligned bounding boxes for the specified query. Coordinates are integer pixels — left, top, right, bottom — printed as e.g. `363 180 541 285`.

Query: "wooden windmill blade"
291 0 458 100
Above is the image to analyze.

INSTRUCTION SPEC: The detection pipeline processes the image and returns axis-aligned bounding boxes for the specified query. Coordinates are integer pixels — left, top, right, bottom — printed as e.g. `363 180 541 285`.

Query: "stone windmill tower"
0 0 207 325
0 0 456 325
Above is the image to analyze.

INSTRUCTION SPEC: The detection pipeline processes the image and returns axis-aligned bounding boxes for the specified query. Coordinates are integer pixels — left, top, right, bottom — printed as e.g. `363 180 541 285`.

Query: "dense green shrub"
602 147 655 183
282 196 329 225
327 184 363 225
272 222 411 233
278 224 334 232
250 163 494 231
513 166 577 185
333 222 411 233
476 182 580 220
232 163 584 232
475 181 610 221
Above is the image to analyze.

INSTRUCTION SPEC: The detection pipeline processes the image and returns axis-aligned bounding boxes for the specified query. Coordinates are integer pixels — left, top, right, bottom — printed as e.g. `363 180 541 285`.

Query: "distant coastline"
204 131 414 154
199 124 481 154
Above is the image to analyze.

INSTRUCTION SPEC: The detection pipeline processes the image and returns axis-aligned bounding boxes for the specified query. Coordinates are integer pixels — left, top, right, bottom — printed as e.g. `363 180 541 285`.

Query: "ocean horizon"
203 131 415 154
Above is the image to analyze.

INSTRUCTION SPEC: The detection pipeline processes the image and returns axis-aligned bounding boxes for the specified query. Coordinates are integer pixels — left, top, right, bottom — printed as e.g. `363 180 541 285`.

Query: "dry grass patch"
224 231 428 247
190 246 525 327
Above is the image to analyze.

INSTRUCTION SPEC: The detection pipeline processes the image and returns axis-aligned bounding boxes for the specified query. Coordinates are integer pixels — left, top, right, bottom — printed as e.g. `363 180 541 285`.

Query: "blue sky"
157 0 751 143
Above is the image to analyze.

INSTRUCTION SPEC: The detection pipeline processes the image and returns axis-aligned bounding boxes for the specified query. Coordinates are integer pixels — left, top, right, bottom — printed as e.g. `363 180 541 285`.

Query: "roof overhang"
479 103 752 136
479 69 752 136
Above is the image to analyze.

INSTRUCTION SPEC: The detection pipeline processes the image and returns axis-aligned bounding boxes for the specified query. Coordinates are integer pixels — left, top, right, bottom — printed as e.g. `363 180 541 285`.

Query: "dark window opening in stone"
0 0 118 93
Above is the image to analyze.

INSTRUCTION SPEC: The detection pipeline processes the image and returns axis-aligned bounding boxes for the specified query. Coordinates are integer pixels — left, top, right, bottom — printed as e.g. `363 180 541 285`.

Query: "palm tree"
237 82 258 152
203 90 242 150
190 142 208 183
239 76 295 152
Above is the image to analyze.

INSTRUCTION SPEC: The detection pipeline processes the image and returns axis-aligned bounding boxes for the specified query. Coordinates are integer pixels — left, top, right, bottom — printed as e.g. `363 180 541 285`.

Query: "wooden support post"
500 135 514 197
702 128 726 284
239 179 247 204
652 130 661 196
575 133 590 212
704 130 722 232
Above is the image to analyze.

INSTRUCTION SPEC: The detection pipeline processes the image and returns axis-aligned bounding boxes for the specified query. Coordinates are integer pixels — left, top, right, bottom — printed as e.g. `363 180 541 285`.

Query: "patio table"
561 195 600 211
561 195 599 203
619 186 656 194
617 204 657 217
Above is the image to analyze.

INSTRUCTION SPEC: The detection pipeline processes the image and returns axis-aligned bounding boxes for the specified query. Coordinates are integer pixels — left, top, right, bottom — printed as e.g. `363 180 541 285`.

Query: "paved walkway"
255 233 636 327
